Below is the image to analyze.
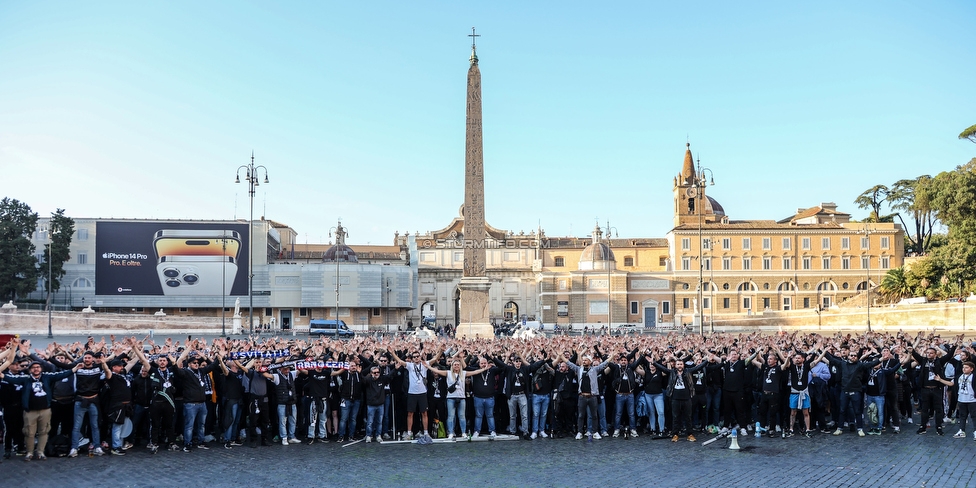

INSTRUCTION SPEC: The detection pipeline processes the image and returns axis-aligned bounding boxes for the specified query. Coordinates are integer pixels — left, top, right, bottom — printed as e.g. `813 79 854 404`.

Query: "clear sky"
2 1 974 245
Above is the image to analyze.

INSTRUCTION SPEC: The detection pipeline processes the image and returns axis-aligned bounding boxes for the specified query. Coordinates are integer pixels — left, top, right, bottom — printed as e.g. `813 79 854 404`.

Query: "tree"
887 176 936 255
929 158 976 256
0 198 39 301
960 123 976 144
40 209 74 310
878 267 913 303
854 185 889 222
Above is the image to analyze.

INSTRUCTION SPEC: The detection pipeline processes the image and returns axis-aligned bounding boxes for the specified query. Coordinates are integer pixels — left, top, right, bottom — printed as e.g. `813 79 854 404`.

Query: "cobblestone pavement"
3 428 975 488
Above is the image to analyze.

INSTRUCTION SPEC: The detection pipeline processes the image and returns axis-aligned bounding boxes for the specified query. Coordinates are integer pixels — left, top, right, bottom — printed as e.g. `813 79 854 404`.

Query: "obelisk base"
457 277 493 339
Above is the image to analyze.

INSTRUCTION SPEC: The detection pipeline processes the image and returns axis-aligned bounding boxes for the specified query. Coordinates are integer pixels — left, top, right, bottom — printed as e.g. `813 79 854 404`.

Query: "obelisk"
457 27 493 339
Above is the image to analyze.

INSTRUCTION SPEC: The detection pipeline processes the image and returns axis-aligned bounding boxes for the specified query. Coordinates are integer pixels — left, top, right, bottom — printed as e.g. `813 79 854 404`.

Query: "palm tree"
878 267 913 303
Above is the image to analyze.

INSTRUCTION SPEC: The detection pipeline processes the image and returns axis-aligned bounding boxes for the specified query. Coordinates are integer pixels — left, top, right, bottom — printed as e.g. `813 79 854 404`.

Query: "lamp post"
329 221 344 332
693 157 714 336
604 221 618 330
221 234 228 337
861 223 872 332
236 152 269 335
47 244 53 339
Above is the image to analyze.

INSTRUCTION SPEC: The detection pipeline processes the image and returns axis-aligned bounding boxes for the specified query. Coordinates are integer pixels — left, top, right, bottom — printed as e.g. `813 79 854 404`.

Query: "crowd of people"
1 328 974 462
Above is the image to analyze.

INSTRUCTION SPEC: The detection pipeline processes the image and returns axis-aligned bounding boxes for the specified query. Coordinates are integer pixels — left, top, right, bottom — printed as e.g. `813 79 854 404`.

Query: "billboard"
95 221 250 297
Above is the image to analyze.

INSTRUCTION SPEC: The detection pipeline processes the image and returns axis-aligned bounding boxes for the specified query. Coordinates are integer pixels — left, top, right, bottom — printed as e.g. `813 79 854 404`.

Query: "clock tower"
673 143 702 228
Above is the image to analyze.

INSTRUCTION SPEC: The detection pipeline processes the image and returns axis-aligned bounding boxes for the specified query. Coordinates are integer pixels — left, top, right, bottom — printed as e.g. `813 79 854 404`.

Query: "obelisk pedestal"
456 28 494 340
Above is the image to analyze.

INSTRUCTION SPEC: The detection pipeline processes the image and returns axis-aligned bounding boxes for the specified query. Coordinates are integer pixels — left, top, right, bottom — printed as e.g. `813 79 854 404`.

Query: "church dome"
322 222 358 263
706 196 725 216
578 225 616 271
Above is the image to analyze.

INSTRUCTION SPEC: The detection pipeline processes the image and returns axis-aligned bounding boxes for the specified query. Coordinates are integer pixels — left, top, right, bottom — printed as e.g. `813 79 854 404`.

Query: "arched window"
72 277 93 288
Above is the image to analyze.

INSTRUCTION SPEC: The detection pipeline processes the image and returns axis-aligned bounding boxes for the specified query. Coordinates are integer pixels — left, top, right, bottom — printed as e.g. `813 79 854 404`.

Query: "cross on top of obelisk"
469 27 480 63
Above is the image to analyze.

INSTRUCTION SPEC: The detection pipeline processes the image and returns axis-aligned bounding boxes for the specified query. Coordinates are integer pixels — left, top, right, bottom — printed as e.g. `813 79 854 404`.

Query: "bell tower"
673 143 701 227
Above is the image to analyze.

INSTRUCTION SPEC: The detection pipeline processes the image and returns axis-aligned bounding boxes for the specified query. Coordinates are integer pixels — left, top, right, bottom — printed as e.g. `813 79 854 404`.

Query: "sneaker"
406 432 414 441
857 429 865 437
540 431 549 438
804 430 813 438
953 430 965 438
630 429 639 438
317 436 329 443
224 442 233 449
937 427 945 436
288 438 301 444
110 449 125 456
575 432 583 440
36 453 47 460
593 432 602 440
893 426 900 434
281 439 288 446
448 433 455 440
833 429 843 436
489 431 497 439
365 436 372 443
785 430 794 438
381 434 391 441
78 437 90 448
672 434 679 442
197 443 209 450
688 434 696 442
530 433 537 440
169 444 181 451
917 426 927 434
93 447 105 456
471 432 479 439
122 442 133 451
68 448 78 458
24 453 33 462
775 425 782 432
740 428 748 437
146 442 158 450
182 446 191 453
612 429 620 438
820 428 832 434
907 418 914 424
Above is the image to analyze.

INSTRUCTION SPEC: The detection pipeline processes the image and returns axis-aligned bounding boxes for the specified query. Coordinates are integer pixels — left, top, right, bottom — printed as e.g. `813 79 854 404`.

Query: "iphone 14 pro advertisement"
95 221 249 296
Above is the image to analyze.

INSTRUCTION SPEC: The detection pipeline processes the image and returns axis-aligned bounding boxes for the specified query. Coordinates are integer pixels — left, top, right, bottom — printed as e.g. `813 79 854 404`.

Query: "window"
299 308 308 317
762 297 771 309
821 238 830 250
881 256 890 269
880 236 890 249
802 256 811 270
803 297 810 308
861 256 869 269
782 257 792 270
742 238 751 251
842 257 851 270
703 238 712 250
661 302 670 314
554 257 565 267
783 297 791 311
557 301 568 317
454 251 463 262
762 257 771 270
558 279 567 290
420 252 436 262
681 257 691 270
179 307 188 312
841 237 850 250
659 256 668 267
722 257 732 270
682 298 690 309
77 252 87 265
743 297 752 310
503 251 518 261
36 226 48 240
782 238 791 250
762 237 772 250
624 256 634 267
77 228 89 240
822 257 831 269
723 297 730 309
681 238 690 250
703 258 711 271
372 308 381 316
72 277 93 288
722 238 731 250
742 257 751 270
703 297 710 309
860 237 870 249
265 308 273 316
630 301 638 315
802 237 811 250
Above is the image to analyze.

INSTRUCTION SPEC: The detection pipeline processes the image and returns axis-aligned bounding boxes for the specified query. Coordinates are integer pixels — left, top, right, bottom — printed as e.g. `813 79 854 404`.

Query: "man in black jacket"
910 343 955 435
362 365 392 443
824 346 881 437
495 355 531 437
174 348 221 452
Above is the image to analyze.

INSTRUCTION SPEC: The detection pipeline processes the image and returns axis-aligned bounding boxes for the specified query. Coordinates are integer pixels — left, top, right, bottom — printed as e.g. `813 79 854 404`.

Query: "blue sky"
2 1 973 245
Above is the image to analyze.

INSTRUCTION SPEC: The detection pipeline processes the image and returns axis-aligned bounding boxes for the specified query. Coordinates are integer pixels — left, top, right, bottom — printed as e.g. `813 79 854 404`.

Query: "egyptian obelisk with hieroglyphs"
457 28 492 339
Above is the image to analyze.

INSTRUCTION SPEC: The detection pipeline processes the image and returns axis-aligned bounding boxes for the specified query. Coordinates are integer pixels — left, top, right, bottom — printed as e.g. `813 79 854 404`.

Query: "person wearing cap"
270 361 300 445
102 354 139 455
0 339 79 460
494 353 531 437
174 345 220 452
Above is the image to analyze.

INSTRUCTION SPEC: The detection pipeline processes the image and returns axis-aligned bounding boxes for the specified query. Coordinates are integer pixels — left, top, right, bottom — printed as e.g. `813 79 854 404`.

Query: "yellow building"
668 144 905 328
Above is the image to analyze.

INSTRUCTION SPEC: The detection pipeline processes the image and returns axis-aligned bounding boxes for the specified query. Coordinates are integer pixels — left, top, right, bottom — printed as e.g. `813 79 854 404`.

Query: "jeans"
865 394 885 430
111 422 125 450
338 398 361 438
71 399 101 450
507 393 529 434
473 396 495 433
222 400 242 442
597 397 607 433
183 402 207 446
705 387 722 426
277 403 297 440
531 393 550 434
383 394 393 436
644 392 666 432
307 398 329 439
366 404 385 438
577 395 598 433
840 391 864 430
614 393 636 430
446 398 467 435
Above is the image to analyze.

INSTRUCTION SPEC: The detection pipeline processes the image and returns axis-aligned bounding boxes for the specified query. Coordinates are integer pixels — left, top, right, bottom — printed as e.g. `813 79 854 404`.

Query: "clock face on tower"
685 187 698 198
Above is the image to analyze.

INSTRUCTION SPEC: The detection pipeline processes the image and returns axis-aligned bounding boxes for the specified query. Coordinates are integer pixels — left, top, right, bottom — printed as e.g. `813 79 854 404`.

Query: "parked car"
615 324 641 334
308 319 355 338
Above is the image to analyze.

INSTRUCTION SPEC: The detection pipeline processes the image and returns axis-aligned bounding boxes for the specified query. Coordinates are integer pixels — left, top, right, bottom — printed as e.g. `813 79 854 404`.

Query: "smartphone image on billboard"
153 230 241 296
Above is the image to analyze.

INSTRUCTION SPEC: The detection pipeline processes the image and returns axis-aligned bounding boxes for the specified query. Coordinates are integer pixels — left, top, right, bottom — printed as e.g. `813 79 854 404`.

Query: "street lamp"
604 220 618 330
329 221 344 331
693 156 715 336
236 152 270 334
46 244 53 339
861 223 872 332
